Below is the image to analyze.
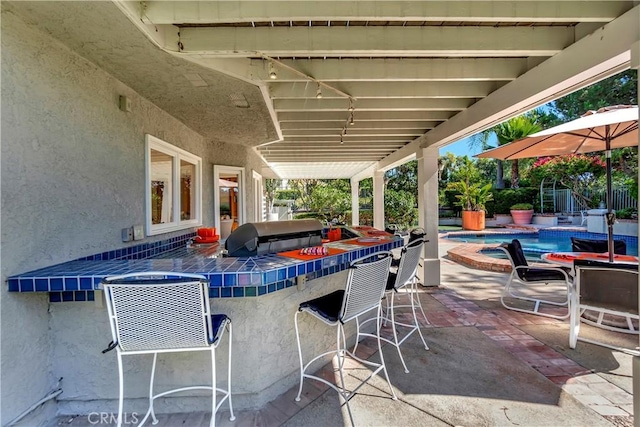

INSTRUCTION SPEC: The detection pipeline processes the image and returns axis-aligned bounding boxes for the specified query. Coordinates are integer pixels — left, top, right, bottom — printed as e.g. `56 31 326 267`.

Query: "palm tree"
471 113 542 188
493 116 541 188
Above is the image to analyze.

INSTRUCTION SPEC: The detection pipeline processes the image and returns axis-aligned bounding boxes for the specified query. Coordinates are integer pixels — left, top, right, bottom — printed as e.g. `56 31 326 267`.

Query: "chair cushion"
299 290 345 322
509 240 528 267
522 268 566 282
571 237 627 255
502 239 528 280
208 314 229 344
386 272 397 291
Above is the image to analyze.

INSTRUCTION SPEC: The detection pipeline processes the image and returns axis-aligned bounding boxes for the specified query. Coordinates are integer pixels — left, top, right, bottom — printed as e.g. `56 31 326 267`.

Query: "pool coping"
442 227 582 273
442 226 638 273
446 243 513 273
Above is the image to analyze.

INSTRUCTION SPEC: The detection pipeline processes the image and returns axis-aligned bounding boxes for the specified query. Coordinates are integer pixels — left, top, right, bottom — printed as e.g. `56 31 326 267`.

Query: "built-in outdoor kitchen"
8 220 402 413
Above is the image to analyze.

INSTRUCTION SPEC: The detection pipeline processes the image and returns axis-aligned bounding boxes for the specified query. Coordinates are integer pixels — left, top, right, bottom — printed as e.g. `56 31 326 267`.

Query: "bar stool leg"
376 304 398 401
294 311 305 402
135 353 160 426
352 315 361 355
116 351 124 427
336 325 355 426
227 322 236 421
410 279 429 350
149 353 159 424
389 291 410 373
210 346 217 427
382 294 391 327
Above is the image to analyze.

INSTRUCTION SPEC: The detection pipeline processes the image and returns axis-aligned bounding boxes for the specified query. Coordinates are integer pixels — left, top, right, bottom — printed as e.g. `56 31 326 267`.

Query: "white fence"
552 188 637 212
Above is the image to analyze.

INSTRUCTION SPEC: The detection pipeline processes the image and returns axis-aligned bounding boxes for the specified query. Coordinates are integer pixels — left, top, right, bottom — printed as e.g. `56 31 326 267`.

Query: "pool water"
447 232 638 259
447 233 574 252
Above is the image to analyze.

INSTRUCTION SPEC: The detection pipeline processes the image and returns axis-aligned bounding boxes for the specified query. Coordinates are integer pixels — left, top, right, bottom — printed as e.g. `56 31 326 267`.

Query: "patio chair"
499 240 573 319
570 237 627 254
102 272 234 427
294 252 397 426
580 210 588 226
391 227 427 267
353 238 429 374
570 260 639 353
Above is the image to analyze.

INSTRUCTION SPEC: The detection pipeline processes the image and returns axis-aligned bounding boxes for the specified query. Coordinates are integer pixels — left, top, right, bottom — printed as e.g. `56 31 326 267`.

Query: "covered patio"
2 1 640 426
57 240 637 426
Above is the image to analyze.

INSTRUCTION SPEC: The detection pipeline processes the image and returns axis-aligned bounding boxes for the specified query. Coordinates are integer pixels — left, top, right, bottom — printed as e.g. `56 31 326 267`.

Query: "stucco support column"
350 178 360 226
373 170 385 230
631 38 640 427
417 145 440 286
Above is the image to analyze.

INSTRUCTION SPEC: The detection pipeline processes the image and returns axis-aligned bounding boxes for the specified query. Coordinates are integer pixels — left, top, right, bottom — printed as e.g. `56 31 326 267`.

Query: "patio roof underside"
8 1 638 178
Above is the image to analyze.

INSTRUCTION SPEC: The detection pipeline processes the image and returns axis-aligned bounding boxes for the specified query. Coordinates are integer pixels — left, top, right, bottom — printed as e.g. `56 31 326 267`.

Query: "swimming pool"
446 230 638 258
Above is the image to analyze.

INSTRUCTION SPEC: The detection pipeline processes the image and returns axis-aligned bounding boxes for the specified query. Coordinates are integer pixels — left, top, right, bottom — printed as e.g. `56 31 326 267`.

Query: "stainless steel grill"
225 219 323 257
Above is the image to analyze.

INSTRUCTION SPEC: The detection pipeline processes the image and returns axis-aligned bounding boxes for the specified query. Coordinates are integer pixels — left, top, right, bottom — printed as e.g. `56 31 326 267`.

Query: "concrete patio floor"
55 239 637 427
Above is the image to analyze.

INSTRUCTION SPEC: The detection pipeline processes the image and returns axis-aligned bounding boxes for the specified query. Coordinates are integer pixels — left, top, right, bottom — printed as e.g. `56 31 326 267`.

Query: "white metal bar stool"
354 238 429 373
294 252 397 426
102 272 235 427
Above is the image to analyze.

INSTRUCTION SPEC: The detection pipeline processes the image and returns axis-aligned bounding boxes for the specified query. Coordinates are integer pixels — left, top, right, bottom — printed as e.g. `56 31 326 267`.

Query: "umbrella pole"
605 129 615 263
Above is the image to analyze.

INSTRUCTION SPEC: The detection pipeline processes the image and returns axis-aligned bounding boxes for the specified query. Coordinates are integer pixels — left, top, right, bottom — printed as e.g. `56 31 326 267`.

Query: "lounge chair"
499 239 573 319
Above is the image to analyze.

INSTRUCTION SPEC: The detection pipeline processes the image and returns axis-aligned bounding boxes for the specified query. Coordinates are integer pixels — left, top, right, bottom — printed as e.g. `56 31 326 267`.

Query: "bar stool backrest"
340 252 393 323
103 273 212 352
394 239 424 290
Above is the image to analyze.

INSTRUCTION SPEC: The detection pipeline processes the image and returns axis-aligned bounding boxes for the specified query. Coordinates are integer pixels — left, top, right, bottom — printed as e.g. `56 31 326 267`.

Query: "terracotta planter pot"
511 209 534 225
462 210 485 231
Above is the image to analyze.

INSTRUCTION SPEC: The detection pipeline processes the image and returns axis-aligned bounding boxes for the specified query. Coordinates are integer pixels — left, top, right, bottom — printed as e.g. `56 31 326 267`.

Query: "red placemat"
277 247 347 261
547 253 638 263
581 253 638 262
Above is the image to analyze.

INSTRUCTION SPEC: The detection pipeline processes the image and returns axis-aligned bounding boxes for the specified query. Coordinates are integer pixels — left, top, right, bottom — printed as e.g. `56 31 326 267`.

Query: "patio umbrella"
477 105 638 262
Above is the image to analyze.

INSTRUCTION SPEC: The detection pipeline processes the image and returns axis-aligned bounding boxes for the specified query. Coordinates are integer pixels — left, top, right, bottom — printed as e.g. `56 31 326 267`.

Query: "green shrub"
275 189 299 200
293 212 322 220
344 209 373 226
510 203 533 210
439 211 457 218
616 207 637 219
485 187 538 216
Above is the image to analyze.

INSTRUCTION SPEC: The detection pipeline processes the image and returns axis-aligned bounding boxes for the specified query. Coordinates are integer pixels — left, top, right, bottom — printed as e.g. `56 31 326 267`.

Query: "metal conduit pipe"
5 378 63 427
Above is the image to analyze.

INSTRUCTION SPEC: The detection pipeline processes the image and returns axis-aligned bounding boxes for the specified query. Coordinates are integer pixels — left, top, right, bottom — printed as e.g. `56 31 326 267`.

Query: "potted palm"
510 203 534 225
450 181 493 231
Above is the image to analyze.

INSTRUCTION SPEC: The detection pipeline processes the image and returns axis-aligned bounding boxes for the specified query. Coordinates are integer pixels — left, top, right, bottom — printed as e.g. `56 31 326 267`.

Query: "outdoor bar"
3 2 640 425
7 223 403 413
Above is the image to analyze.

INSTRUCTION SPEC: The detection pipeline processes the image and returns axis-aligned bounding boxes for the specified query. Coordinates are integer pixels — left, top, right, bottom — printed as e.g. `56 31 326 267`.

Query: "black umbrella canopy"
477 105 638 262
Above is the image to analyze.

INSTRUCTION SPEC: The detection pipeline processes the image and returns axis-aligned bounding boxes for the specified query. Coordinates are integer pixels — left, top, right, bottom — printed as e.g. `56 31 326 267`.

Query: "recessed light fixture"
269 62 277 80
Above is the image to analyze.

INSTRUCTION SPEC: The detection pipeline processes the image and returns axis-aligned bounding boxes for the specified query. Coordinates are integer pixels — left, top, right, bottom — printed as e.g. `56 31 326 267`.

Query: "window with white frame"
146 134 202 235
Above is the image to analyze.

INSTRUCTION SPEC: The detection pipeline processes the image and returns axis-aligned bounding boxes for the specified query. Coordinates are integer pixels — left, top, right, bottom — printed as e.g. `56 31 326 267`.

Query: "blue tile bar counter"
7 231 404 302
23 229 406 412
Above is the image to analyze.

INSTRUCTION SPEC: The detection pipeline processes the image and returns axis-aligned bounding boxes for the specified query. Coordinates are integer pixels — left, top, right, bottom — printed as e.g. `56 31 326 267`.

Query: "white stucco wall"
1 8 268 424
50 271 364 415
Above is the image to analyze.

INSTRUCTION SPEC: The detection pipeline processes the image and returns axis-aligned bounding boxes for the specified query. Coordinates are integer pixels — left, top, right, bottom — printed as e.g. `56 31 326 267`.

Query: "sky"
439 137 478 157
439 102 554 158
438 134 498 158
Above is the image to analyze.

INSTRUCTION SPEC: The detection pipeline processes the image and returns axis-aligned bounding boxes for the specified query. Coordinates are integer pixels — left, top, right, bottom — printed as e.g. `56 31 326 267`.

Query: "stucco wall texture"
1 8 269 424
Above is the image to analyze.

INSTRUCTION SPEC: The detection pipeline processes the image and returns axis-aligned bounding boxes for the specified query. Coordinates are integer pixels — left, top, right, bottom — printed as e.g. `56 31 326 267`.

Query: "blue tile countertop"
7 232 404 302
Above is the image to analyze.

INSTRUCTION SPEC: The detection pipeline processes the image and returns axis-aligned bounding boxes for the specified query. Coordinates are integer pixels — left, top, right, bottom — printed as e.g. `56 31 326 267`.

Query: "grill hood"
225 219 323 257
